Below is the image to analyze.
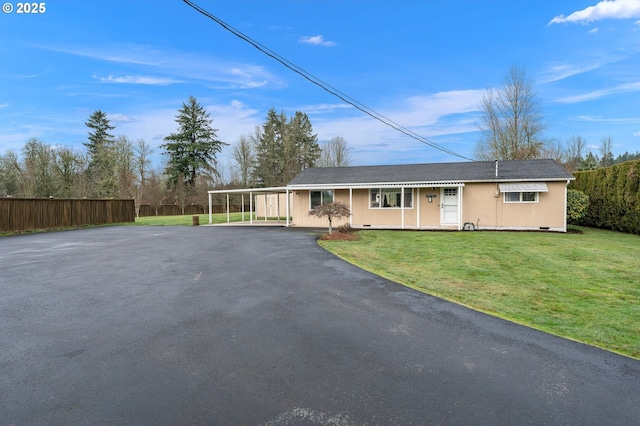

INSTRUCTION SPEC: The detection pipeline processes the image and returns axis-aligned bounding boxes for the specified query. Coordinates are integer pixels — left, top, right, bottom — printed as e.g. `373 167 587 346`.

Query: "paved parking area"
1 226 639 425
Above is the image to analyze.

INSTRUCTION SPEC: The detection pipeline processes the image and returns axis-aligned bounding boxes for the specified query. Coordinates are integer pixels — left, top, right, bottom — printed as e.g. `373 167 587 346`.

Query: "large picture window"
310 190 334 208
369 188 413 208
504 192 538 203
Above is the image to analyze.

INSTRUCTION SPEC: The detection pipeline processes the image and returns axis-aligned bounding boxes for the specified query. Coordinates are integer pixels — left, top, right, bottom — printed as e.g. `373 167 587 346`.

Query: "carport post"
264 193 267 222
349 188 353 226
242 194 245 222
417 188 421 229
250 192 253 224
401 186 405 230
226 194 230 223
286 188 290 227
208 192 212 224
276 192 280 222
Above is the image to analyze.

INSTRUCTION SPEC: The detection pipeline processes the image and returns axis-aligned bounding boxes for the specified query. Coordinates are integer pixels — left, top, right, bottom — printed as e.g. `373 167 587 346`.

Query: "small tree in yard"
310 202 350 234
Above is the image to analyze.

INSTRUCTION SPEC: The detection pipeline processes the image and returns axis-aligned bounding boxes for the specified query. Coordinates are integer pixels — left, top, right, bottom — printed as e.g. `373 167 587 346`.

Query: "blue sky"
2 0 640 176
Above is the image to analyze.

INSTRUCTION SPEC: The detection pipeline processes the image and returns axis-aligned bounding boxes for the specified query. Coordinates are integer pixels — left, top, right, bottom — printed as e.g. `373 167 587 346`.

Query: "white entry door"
441 188 459 225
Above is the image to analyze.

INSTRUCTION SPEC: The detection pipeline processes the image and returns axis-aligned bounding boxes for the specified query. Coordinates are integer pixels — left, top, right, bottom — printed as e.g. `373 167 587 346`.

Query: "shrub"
566 189 589 224
338 223 355 234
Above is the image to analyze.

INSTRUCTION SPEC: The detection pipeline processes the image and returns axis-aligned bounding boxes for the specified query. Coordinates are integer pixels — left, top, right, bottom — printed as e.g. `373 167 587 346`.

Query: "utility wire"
183 0 473 161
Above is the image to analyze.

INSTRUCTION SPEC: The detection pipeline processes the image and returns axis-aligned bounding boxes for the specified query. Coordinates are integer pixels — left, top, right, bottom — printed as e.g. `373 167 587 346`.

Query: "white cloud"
589 27 600 33
549 0 640 25
108 113 136 124
97 75 181 85
539 62 603 83
0 103 8 109
299 35 337 47
555 81 640 103
633 131 640 136
38 43 284 90
309 89 483 163
400 90 484 126
297 103 353 114
572 115 640 124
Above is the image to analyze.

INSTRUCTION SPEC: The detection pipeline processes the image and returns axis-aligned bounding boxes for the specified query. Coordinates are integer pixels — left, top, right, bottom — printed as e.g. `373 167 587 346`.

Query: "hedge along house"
208 159 575 232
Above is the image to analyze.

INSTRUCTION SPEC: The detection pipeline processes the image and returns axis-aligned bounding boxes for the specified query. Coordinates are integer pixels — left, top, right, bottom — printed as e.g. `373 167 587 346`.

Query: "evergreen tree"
253 109 320 187
161 96 227 188
84 110 117 197
579 152 599 171
284 111 320 181
253 109 287 187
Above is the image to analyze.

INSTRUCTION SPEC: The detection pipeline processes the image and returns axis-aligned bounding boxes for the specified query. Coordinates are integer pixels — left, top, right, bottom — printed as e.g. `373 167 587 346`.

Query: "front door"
441 187 458 225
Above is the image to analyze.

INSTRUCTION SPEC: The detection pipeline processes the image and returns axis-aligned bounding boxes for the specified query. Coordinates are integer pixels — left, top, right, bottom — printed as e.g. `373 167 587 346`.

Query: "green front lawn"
319 227 640 359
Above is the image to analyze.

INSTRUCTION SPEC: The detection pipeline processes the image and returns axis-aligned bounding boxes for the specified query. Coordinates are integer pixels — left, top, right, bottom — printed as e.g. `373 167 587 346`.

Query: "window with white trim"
369 188 413 208
504 192 538 203
310 190 334 208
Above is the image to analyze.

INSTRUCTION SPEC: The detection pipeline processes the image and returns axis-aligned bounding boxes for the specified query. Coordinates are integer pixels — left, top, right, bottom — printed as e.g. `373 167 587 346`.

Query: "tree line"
0 96 352 214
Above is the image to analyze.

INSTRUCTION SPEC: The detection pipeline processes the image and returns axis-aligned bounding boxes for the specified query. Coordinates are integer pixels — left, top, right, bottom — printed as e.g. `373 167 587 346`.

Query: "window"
504 192 538 203
369 188 413 208
310 190 333 208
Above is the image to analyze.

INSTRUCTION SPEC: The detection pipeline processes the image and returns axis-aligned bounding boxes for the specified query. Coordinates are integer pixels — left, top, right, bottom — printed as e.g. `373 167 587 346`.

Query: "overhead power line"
183 0 473 161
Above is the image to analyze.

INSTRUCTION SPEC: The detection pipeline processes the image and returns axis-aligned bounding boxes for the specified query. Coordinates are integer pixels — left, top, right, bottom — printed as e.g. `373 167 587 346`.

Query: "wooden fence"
0 198 135 232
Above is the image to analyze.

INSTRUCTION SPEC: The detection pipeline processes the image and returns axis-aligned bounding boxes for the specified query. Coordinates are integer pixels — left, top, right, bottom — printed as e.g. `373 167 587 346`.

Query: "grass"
318 226 640 359
132 212 248 226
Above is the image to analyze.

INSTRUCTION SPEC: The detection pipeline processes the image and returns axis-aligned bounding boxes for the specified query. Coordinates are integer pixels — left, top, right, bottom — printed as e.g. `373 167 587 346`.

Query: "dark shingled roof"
288 159 574 186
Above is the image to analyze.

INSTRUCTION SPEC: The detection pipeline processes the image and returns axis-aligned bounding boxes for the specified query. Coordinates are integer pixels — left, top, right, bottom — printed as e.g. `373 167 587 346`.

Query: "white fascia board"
208 186 288 194
287 181 466 190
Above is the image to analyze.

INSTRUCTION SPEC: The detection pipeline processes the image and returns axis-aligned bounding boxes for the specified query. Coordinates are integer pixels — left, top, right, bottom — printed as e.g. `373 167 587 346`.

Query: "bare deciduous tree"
318 136 352 167
475 64 546 160
599 136 614 168
309 201 350 234
231 135 255 187
564 135 587 172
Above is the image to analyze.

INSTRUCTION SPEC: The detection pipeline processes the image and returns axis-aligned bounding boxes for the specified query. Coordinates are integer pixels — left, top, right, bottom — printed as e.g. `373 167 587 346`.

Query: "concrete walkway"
1 226 639 425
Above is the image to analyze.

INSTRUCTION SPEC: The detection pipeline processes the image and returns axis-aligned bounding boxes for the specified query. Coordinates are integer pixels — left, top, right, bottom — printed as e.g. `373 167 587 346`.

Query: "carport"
207 186 291 226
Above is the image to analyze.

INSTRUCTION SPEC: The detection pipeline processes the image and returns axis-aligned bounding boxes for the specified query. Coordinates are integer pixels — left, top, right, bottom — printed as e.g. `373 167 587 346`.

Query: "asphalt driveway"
1 226 639 425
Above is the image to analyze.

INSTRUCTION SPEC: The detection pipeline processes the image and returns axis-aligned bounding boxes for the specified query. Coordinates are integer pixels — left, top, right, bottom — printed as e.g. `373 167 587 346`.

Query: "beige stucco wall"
461 181 567 230
289 181 568 231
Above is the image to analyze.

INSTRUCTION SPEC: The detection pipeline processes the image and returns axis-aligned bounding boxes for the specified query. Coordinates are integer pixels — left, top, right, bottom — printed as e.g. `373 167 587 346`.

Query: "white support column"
276 192 280 222
458 185 463 230
250 192 253 224
285 189 290 227
264 193 267 222
417 188 421 229
208 192 212 224
401 186 405 230
241 194 245 222
226 193 230 223
349 188 353 226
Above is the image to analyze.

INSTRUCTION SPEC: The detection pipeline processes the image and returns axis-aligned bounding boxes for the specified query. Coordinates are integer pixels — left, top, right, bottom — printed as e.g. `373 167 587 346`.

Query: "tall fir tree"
252 109 320 187
253 109 287 187
84 110 117 197
161 96 227 188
